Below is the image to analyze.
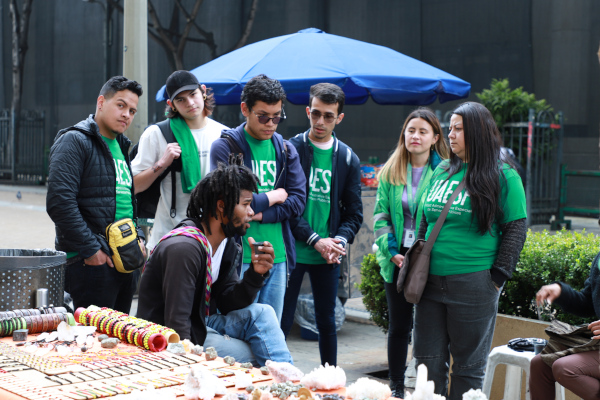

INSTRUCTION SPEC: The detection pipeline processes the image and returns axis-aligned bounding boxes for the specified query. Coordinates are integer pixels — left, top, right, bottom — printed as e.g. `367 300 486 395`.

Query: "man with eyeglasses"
210 74 306 322
281 83 363 366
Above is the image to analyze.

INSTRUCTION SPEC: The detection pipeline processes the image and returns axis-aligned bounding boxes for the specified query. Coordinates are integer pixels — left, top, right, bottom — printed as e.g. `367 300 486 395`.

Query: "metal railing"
552 165 600 230
0 109 46 184
437 108 564 226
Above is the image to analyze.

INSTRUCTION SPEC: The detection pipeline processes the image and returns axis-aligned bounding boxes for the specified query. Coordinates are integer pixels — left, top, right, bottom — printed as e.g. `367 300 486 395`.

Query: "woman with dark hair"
413 102 527 400
373 107 450 398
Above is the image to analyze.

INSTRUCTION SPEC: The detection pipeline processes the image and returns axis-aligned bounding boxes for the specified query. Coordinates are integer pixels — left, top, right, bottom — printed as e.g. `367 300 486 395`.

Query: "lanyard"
407 163 427 219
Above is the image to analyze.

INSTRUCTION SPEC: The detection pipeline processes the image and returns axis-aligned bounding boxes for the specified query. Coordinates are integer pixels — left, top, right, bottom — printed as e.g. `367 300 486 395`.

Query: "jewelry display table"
0 334 350 400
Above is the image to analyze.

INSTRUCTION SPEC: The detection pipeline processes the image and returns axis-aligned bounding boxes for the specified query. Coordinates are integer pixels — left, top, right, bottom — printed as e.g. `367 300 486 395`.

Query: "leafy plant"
476 78 553 130
499 229 599 325
357 253 389 333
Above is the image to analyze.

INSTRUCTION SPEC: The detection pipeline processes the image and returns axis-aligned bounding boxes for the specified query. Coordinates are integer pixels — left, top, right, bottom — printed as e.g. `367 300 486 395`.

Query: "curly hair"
99 76 143 98
241 74 286 110
187 154 258 234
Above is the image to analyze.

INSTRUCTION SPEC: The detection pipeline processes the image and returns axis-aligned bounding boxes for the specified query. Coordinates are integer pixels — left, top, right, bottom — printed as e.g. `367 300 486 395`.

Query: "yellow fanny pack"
105 218 145 273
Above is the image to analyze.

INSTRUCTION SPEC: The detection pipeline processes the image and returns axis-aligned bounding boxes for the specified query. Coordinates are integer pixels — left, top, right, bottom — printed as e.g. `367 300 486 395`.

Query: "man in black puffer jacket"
47 76 145 314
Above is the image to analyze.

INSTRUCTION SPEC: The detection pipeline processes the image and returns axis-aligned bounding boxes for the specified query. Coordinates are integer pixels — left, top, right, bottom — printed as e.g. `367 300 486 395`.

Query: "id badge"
403 230 415 248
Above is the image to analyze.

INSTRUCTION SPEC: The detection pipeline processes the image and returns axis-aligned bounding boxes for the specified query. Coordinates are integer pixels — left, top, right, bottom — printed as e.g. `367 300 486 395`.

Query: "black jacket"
555 252 600 319
136 219 267 345
210 123 306 274
289 130 363 248
46 115 143 258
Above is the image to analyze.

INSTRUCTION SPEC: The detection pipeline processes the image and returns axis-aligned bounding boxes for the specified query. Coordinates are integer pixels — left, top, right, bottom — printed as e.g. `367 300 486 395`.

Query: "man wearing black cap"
132 70 228 249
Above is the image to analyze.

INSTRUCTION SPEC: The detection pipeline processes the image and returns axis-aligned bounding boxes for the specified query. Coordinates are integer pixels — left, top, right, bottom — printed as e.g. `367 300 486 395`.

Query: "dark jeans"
65 259 139 314
530 352 600 400
384 247 413 388
281 262 340 366
414 270 500 400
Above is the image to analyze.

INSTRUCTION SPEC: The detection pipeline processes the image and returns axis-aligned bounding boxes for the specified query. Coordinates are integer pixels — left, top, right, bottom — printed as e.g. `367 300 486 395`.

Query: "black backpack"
130 120 181 219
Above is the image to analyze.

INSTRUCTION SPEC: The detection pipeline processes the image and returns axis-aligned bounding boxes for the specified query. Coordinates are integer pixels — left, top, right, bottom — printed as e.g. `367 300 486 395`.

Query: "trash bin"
0 249 66 310
294 293 345 341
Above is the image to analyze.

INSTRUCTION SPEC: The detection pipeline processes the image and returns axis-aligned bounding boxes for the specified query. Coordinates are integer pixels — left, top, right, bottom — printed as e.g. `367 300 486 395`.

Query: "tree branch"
228 0 259 53
173 0 203 69
148 0 177 54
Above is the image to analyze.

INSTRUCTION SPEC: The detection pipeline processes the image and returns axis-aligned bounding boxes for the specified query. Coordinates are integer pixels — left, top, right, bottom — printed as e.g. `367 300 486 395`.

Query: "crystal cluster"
300 363 346 390
184 365 227 400
265 360 304 383
404 365 444 400
346 378 391 400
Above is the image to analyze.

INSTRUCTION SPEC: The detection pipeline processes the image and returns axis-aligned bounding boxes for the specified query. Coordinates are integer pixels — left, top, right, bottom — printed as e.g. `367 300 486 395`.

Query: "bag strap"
422 179 466 255
156 120 178 218
221 133 244 157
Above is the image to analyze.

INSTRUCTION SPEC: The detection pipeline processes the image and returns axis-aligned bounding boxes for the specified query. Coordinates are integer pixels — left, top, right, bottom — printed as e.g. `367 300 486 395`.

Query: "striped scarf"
152 226 212 316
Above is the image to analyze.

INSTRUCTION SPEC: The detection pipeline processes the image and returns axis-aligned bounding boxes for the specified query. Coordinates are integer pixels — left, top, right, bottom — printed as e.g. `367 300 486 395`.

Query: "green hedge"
357 253 389 333
358 229 599 332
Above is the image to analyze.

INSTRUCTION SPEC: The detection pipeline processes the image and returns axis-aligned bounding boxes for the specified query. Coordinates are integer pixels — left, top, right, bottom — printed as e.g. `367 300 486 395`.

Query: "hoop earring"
203 94 207 100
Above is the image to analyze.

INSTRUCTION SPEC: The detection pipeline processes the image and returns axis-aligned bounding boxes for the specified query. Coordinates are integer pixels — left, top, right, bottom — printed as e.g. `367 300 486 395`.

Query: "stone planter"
489 314 580 400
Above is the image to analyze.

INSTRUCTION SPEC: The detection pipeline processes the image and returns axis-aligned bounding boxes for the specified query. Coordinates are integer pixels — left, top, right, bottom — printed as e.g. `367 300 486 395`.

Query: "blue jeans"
241 262 287 323
206 303 293 366
413 270 500 400
281 262 340 366
204 326 257 366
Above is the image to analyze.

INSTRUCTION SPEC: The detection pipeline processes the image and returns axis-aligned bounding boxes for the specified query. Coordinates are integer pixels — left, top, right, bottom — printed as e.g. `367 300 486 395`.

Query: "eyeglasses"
309 110 337 123
251 108 286 124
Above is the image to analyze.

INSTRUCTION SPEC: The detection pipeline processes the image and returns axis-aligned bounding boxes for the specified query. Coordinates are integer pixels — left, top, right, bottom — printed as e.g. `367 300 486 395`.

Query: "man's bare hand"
536 283 562 306
84 249 114 268
139 238 147 260
266 188 288 206
248 237 274 275
314 237 345 264
252 212 263 222
588 320 600 339
156 143 181 171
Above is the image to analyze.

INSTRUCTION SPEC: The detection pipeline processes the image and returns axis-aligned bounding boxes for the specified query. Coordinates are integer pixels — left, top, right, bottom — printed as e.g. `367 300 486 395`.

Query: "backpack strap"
221 133 244 158
157 120 179 218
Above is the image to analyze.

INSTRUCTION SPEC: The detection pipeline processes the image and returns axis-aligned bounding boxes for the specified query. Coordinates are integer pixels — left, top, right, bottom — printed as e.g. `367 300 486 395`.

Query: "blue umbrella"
156 28 470 105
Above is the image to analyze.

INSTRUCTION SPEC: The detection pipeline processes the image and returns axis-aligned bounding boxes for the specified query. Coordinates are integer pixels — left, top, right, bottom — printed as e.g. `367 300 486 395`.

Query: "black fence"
0 110 46 184
437 108 564 226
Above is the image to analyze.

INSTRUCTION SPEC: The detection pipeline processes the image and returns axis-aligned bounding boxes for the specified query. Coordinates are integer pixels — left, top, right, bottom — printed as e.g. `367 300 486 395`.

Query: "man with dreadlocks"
137 156 293 366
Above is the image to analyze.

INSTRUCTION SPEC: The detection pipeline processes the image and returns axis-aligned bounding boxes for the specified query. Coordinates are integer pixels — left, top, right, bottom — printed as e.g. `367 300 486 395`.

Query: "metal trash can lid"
0 249 66 269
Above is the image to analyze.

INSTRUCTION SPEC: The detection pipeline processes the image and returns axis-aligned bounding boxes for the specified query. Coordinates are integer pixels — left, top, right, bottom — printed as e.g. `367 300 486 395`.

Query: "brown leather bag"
397 180 466 304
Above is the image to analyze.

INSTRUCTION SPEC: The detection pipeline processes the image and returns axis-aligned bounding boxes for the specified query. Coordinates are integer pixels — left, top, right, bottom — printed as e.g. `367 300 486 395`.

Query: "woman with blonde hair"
373 107 450 398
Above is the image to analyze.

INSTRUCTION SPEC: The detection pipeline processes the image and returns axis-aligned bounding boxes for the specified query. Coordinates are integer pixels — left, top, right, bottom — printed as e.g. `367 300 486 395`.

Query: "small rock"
81 346 87 352
224 355 236 365
205 346 218 361
191 344 203 355
101 338 119 349
260 366 269 375
166 343 186 355
240 362 253 369
97 334 109 342
246 385 255 393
